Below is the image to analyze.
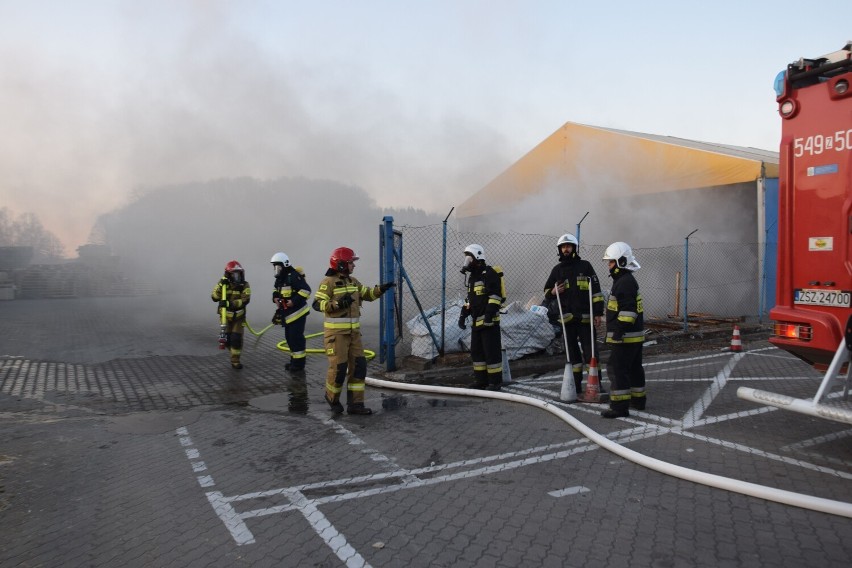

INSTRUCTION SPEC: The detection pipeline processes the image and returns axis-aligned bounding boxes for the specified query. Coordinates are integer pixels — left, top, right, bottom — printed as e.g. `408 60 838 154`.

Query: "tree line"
0 207 65 262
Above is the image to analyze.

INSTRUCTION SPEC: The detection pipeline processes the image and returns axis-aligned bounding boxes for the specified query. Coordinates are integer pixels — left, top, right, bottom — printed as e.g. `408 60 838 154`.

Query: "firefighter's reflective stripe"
473 314 501 327
473 361 487 372
348 382 365 392
557 312 595 325
606 330 645 343
617 310 638 323
486 362 502 375
610 389 632 402
324 317 361 330
284 304 311 324
314 290 332 311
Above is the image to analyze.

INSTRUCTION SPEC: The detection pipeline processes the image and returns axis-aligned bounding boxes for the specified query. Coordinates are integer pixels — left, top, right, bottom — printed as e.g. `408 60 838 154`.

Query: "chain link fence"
388 222 766 361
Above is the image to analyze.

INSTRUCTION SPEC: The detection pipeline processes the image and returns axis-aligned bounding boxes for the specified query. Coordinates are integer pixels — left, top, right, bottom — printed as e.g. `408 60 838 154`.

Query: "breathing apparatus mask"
460 254 474 274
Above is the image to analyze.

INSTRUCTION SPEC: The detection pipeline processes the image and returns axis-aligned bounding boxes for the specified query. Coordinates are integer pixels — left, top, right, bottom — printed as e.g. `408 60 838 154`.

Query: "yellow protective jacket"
212 279 251 321
312 269 382 334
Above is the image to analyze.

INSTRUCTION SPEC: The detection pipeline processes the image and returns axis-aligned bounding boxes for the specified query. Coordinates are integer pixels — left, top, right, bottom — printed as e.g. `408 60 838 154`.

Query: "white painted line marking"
549 486 590 498
206 491 255 545
197 475 215 487
179 436 193 447
286 490 372 568
185 448 200 459
682 353 744 428
192 461 207 472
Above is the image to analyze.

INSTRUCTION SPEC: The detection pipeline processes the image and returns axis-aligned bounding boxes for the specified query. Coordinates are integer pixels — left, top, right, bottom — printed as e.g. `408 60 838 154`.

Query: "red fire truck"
770 42 852 367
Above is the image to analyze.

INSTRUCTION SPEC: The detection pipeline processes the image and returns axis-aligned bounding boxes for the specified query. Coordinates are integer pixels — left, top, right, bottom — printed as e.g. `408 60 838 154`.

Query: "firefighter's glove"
458 313 467 330
611 327 624 341
218 300 228 309
483 313 494 326
271 310 284 325
219 277 229 286
272 291 282 302
379 282 395 293
336 294 354 309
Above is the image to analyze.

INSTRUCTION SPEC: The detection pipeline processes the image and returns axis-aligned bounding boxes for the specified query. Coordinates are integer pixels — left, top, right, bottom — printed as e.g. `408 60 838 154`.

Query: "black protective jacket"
542 253 603 324
605 267 644 344
465 263 503 328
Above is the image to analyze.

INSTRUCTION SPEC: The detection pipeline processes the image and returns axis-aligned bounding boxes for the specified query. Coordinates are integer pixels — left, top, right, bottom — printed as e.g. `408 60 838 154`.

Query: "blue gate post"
380 216 397 371
575 211 589 247
683 229 698 332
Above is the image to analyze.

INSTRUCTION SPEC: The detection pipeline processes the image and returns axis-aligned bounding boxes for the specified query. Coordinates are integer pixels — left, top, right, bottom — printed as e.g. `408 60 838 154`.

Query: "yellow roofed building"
457 122 779 248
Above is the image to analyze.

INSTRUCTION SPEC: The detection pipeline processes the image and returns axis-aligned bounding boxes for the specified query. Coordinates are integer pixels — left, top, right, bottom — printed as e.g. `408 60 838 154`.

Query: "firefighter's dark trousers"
565 322 596 394
323 330 368 408
470 324 503 388
606 341 646 412
226 318 245 365
284 316 307 370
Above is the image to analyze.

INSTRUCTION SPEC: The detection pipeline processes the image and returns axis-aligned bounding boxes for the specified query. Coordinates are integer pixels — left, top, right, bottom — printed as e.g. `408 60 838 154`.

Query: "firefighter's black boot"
601 400 630 419
347 404 373 415
574 373 583 395
468 372 488 390
630 395 646 410
325 395 344 414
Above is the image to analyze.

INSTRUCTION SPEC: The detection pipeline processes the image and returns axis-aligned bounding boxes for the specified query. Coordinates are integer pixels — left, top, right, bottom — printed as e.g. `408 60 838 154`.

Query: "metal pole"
441 207 453 356
381 216 396 371
759 220 776 325
683 229 698 332
575 211 589 247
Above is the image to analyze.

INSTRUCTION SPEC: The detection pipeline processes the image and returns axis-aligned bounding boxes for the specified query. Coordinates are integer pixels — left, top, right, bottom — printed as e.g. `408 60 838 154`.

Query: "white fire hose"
365 377 852 519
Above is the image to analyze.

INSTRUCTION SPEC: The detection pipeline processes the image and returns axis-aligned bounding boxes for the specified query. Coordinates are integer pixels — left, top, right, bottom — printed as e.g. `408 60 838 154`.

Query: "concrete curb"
372 324 772 387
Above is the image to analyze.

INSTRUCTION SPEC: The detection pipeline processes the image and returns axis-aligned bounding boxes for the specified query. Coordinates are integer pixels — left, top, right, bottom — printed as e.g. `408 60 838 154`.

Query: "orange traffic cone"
578 357 608 403
730 325 743 352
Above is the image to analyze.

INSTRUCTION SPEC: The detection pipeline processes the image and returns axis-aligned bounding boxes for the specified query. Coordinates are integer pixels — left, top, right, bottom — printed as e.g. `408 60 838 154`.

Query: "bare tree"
4 210 66 261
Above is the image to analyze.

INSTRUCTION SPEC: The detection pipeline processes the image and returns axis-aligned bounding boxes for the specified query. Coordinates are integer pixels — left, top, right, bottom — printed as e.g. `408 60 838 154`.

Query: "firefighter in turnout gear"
270 252 311 372
601 242 646 418
542 233 605 395
211 260 252 369
312 247 394 415
458 244 505 391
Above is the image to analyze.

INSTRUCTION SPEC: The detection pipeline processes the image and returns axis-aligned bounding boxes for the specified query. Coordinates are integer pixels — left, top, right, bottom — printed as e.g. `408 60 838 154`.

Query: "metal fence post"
440 208 453 356
576 211 589 246
683 229 698 332
380 216 396 371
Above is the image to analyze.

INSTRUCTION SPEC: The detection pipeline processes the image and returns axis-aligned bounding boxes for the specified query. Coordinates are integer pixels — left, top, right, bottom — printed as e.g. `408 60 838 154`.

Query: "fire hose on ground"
241 321 376 361
364 378 852 520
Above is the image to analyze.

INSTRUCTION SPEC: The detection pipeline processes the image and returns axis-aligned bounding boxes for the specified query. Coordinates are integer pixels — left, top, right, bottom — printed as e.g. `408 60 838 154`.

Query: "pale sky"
2 0 851 253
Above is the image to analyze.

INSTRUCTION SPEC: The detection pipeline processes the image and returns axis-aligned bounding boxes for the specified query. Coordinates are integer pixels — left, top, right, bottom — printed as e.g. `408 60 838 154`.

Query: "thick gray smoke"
95 177 443 331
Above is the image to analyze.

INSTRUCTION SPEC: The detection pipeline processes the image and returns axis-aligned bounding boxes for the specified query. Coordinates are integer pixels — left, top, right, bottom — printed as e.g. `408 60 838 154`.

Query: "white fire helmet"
603 242 641 271
270 252 291 267
270 252 290 276
557 233 578 248
464 244 485 262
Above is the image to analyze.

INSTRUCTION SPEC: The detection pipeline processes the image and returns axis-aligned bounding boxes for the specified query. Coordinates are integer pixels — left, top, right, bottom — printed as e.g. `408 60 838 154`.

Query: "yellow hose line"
243 320 275 336
243 322 376 360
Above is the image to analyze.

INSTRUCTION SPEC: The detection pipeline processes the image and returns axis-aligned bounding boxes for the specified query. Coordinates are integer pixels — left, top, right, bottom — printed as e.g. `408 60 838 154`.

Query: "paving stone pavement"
1 297 851 567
